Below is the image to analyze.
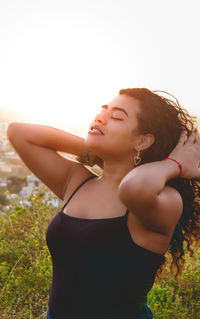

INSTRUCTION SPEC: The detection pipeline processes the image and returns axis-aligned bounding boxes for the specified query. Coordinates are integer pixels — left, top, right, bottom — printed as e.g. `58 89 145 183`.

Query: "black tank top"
46 176 165 319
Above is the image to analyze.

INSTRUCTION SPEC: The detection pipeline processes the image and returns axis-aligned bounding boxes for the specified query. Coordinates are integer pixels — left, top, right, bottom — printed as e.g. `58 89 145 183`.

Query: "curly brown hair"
76 88 200 282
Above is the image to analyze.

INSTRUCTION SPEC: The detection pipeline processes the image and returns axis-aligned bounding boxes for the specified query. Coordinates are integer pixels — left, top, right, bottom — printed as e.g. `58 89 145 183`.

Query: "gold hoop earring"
134 149 141 166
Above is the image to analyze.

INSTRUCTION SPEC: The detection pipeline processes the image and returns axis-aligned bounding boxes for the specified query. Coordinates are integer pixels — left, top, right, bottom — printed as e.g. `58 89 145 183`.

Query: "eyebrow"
101 104 129 117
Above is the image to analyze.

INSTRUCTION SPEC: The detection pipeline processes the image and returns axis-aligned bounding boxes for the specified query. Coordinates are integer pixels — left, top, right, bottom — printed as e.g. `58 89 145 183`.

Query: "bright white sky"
0 0 199 137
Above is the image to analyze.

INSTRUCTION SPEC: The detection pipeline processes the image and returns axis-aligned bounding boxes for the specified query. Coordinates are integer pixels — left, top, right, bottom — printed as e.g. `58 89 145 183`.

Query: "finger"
195 135 200 146
186 130 197 145
197 136 200 143
177 130 187 146
195 130 200 143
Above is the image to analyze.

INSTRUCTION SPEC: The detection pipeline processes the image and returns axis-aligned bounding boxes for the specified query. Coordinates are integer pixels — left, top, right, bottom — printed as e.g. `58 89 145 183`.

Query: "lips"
90 123 104 135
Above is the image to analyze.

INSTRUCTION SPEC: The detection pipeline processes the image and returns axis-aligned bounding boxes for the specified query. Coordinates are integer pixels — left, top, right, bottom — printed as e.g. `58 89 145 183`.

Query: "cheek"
85 125 133 153
112 124 133 139
109 129 133 149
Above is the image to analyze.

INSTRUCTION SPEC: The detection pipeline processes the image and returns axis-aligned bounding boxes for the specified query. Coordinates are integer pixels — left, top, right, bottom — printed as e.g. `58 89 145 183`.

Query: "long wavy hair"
76 88 200 282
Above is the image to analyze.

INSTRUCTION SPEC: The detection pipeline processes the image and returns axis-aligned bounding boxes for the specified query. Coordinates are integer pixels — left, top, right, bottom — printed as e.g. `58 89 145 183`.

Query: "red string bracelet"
162 157 183 177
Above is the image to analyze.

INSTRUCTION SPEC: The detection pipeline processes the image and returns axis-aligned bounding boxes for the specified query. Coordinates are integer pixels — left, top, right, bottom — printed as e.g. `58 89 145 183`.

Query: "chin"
85 135 105 156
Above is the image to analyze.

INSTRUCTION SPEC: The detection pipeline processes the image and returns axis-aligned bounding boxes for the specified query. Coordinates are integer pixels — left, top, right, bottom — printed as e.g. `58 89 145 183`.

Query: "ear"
137 133 155 151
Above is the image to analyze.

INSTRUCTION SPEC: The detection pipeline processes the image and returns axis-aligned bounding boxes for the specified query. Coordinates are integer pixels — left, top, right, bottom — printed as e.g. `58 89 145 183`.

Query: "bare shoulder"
152 185 183 235
126 185 183 237
127 186 183 254
62 162 98 202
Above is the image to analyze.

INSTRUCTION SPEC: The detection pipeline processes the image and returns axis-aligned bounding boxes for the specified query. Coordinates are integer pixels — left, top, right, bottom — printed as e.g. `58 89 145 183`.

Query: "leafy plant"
0 188 61 319
0 188 200 318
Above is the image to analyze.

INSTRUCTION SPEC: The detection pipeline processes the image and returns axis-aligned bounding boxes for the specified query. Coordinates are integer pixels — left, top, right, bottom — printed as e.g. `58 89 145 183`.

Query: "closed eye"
111 117 123 121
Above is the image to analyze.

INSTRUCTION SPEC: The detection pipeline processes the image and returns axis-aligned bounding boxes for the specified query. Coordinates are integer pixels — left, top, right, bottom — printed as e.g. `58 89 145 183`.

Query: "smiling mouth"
88 128 104 135
89 124 104 135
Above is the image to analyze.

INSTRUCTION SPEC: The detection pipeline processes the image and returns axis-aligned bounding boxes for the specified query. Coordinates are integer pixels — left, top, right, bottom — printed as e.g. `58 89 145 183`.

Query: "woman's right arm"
7 122 92 200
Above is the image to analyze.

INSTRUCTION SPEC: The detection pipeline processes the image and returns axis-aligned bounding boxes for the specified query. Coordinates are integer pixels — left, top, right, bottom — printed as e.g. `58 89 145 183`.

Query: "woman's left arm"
118 130 200 235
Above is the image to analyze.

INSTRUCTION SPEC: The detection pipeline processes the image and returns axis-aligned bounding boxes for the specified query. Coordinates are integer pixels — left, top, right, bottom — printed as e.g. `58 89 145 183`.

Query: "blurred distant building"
0 178 7 187
1 163 22 174
0 122 9 139
4 151 20 159
19 173 60 207
1 164 12 173
0 160 5 169
0 139 11 152
20 173 42 199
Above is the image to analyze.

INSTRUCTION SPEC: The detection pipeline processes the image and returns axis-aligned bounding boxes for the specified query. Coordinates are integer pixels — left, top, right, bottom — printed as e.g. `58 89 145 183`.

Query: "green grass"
0 189 200 318
0 190 57 319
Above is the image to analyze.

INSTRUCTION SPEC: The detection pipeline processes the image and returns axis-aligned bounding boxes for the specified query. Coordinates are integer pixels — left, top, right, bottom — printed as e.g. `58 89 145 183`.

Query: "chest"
63 185 127 219
62 182 170 255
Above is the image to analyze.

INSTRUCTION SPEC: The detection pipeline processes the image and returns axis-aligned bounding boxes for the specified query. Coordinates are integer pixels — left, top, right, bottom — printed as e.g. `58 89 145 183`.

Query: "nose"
94 111 107 125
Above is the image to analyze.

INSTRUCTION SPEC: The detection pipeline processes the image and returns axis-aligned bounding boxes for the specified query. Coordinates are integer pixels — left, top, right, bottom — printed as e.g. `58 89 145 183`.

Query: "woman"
7 88 200 319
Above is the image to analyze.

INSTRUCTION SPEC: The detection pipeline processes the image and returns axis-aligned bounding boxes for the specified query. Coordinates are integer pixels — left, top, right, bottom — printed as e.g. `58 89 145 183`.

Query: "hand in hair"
168 130 200 179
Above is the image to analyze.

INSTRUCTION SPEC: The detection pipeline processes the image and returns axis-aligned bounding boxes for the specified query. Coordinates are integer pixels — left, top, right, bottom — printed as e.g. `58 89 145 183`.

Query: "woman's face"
85 94 141 160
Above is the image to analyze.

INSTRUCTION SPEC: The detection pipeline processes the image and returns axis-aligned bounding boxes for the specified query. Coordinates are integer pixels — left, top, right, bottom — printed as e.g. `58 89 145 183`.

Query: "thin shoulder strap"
125 208 129 219
62 175 97 211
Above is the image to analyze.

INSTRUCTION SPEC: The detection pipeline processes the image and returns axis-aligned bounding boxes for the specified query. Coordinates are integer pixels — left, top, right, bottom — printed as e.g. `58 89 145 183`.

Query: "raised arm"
7 123 93 200
118 130 200 235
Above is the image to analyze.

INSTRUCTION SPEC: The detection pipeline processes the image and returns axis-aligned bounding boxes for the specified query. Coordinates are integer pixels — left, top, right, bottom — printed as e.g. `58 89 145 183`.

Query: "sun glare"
0 0 199 138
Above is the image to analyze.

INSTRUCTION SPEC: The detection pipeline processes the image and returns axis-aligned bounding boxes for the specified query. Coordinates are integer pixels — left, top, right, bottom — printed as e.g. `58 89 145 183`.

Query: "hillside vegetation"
0 189 200 319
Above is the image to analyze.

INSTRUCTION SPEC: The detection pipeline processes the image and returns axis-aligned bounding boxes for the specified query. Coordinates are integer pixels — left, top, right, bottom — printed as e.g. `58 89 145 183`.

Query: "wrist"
162 157 182 178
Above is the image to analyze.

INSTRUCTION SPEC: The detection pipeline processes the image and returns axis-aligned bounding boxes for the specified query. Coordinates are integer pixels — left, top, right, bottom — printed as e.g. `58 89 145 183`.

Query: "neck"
98 158 135 189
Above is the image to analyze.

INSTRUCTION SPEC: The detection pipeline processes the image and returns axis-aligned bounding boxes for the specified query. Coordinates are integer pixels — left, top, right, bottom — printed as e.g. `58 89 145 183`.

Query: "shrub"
148 244 200 318
0 188 61 319
0 189 200 318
